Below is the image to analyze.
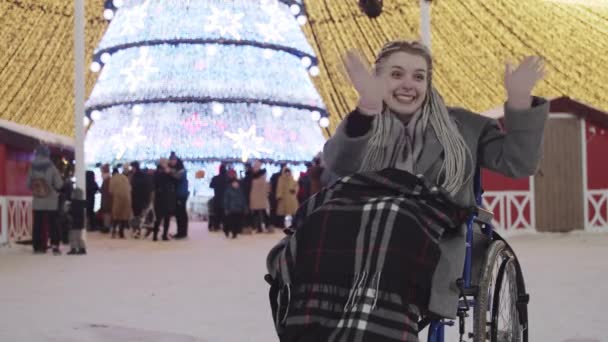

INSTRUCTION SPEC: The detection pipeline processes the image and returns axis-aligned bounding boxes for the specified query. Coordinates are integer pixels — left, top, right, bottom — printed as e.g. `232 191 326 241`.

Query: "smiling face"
377 51 429 117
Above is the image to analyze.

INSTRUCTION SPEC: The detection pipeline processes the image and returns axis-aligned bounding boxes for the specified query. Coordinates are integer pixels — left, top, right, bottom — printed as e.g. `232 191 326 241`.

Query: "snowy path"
0 223 606 342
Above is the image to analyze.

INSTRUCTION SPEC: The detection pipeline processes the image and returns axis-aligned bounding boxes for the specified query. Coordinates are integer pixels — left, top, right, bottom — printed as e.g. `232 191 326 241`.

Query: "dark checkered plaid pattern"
267 169 467 341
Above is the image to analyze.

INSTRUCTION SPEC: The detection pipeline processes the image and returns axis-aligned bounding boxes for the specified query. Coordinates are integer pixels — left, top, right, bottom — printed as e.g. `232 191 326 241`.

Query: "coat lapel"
415 125 444 176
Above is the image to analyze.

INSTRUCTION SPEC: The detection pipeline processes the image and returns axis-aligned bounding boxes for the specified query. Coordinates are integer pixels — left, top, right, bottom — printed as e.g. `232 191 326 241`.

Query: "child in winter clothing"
68 187 87 255
223 180 247 239
207 197 219 232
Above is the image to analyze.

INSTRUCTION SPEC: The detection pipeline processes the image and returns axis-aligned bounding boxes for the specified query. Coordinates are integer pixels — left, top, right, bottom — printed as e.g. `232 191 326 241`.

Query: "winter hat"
227 169 237 180
169 151 178 160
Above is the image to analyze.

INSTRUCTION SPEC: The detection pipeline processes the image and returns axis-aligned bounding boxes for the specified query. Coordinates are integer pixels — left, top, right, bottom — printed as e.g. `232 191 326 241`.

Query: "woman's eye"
415 74 425 81
391 71 402 78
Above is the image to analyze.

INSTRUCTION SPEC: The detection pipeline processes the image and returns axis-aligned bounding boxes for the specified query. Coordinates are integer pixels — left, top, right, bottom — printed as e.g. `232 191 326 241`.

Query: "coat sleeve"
477 97 549 178
171 168 186 180
51 166 64 191
323 111 376 177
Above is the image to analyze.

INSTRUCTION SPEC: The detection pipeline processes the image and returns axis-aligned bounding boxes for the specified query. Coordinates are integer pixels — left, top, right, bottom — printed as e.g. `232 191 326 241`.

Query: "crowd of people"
91 152 190 241
24 143 339 253
208 154 337 239
25 148 193 255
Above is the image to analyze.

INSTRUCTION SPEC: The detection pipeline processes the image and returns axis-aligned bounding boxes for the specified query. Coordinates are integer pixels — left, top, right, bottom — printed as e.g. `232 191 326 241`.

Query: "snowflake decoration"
120 47 159 93
204 6 244 40
256 2 290 42
109 117 147 160
119 0 150 36
224 125 272 162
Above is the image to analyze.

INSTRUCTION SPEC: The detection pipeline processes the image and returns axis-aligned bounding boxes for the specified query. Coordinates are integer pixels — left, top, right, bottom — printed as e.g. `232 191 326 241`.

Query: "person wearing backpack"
26 145 64 255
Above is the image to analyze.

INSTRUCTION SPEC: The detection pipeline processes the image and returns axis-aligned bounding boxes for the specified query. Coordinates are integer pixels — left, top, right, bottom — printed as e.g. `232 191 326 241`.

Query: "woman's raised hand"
343 49 385 116
504 56 545 110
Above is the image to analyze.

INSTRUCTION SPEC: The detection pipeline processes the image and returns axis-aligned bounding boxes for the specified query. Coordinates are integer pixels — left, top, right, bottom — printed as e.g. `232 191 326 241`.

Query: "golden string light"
302 0 608 134
0 0 606 138
0 0 107 137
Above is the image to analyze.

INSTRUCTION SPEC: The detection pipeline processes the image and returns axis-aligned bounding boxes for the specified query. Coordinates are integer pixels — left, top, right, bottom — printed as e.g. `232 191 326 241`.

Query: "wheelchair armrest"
473 207 493 225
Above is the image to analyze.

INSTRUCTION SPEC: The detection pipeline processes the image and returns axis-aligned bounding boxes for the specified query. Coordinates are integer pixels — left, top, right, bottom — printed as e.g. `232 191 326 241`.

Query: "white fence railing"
0 197 7 245
587 189 608 231
0 196 33 245
482 191 533 231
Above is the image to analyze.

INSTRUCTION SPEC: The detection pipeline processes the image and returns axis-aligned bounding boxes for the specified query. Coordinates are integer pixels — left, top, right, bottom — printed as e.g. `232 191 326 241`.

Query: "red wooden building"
482 97 608 233
0 119 73 245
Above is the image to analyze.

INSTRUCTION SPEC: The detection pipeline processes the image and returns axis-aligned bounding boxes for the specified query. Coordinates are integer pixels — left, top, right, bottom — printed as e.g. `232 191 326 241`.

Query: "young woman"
267 40 548 341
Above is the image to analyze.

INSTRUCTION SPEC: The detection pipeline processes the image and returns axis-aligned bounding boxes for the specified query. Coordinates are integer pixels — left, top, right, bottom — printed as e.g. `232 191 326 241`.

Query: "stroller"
131 205 156 239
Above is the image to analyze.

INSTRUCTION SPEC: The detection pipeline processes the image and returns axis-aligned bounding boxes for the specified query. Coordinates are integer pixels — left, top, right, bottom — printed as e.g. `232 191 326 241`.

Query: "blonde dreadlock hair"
360 40 472 195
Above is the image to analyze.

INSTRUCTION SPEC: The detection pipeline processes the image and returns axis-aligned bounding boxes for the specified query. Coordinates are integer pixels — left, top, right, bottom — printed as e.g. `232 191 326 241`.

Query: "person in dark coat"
209 164 229 231
297 162 312 204
240 163 254 230
269 163 286 228
308 157 324 196
207 197 218 232
67 187 87 255
85 170 99 231
99 164 112 233
152 159 177 241
130 161 152 237
57 176 74 244
223 179 247 239
169 153 189 239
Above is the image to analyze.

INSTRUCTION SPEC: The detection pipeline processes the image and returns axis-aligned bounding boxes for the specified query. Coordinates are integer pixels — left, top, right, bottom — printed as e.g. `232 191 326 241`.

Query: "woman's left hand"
504 56 545 110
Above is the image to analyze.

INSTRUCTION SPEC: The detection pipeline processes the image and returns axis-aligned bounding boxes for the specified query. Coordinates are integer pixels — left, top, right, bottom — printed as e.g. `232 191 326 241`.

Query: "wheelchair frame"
425 170 530 342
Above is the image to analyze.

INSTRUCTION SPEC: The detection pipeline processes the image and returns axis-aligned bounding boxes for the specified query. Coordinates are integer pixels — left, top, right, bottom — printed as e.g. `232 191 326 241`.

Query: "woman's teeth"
395 95 415 104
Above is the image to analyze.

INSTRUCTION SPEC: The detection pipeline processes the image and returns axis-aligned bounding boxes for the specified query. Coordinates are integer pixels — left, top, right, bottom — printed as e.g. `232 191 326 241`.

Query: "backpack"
31 178 51 198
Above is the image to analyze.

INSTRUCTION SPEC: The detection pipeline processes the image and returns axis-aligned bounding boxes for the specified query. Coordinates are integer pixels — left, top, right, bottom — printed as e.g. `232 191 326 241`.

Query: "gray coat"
26 156 64 211
323 97 549 318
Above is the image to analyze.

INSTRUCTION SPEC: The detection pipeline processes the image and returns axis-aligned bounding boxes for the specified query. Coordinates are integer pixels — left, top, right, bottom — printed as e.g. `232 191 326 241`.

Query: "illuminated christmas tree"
85 0 328 175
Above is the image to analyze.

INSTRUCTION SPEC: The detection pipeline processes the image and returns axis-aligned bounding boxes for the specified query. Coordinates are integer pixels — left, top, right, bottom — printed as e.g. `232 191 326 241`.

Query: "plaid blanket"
266 169 468 342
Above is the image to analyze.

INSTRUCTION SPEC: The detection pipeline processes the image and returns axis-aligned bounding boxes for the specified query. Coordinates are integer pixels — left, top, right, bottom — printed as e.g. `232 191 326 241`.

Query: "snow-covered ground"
0 223 606 342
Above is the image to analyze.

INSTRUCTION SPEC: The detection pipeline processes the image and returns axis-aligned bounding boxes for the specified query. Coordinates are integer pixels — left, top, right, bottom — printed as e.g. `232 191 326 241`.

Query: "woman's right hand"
343 49 385 116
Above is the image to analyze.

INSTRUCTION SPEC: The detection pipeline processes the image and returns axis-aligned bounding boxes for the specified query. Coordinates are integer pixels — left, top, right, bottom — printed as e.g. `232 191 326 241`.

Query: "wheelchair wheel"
473 240 525 342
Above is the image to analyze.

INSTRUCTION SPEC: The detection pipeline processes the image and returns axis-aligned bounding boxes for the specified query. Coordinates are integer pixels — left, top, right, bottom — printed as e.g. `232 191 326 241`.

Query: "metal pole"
74 0 86 192
420 0 432 51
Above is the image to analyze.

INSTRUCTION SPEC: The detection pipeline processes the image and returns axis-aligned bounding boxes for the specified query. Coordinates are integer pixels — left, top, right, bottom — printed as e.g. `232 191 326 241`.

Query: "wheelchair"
422 170 530 342
266 169 530 342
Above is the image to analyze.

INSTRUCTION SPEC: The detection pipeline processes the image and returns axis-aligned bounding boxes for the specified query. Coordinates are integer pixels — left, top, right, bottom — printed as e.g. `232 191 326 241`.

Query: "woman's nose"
397 76 415 89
